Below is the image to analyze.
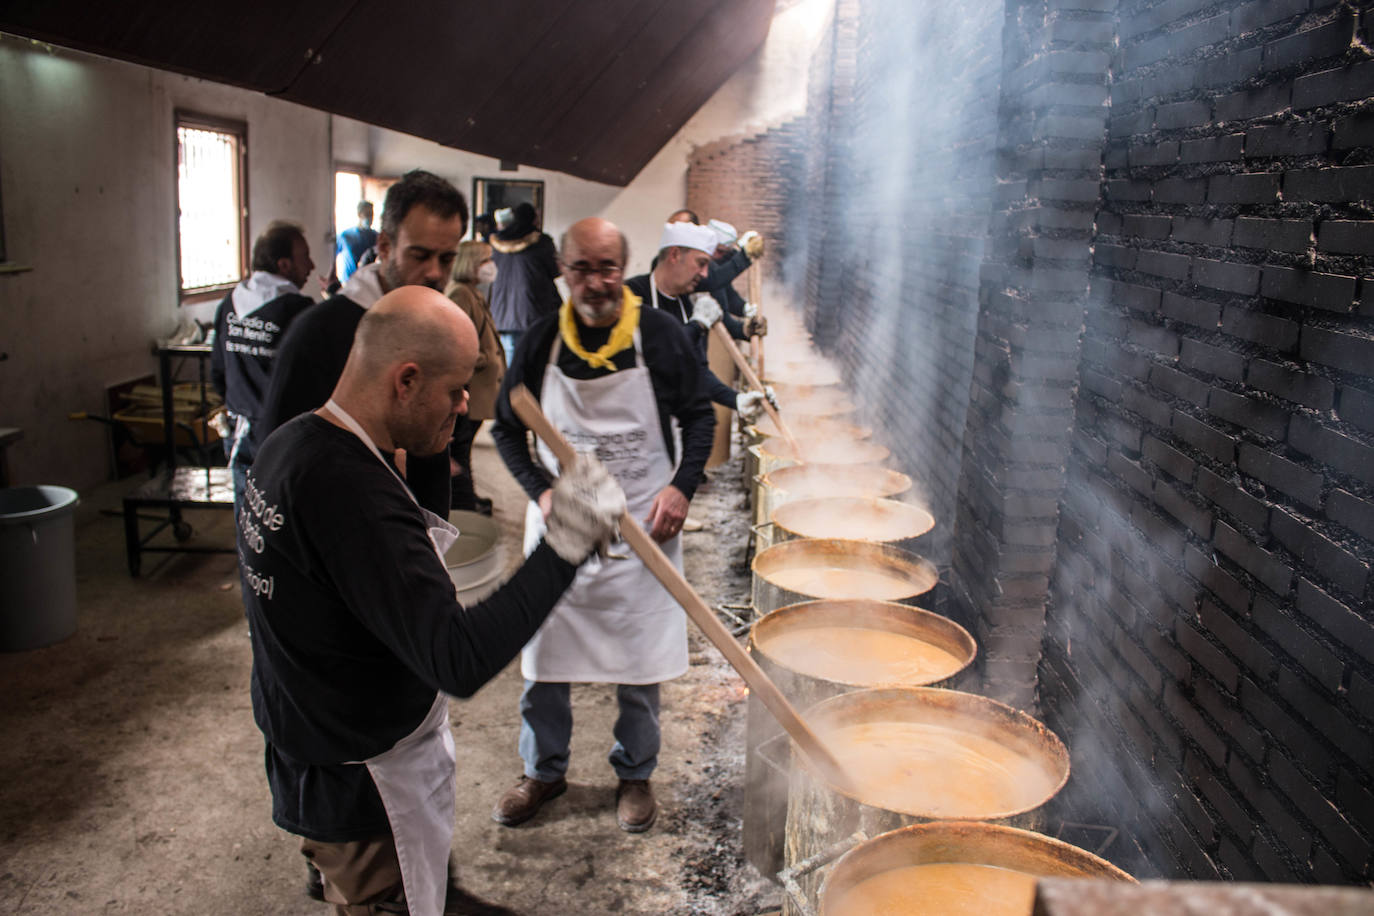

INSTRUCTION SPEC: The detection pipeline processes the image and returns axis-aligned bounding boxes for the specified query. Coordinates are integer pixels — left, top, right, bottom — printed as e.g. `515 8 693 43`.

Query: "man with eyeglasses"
490 216 716 834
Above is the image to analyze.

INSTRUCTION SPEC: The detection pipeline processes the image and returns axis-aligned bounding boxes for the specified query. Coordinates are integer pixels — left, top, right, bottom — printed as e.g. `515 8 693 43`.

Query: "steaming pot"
768 496 935 555
813 822 1133 916
751 538 937 617
744 600 976 880
781 687 1070 915
755 463 913 529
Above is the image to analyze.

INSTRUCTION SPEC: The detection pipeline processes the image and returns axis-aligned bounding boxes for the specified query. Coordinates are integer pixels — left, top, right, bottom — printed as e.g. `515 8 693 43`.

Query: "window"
176 112 247 301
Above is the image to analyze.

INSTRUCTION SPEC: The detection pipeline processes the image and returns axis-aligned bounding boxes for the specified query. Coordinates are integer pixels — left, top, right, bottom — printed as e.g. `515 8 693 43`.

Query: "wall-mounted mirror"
472 178 545 227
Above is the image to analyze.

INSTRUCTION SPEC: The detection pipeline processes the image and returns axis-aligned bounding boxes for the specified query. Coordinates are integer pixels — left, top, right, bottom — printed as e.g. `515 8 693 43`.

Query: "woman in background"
445 240 506 515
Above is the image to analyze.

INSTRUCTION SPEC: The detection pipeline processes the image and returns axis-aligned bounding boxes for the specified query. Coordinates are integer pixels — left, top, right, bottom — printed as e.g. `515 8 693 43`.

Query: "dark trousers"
448 416 483 511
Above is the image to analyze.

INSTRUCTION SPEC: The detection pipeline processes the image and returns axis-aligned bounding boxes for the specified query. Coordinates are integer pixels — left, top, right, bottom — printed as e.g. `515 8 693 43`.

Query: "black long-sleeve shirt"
492 306 715 502
700 249 752 320
255 294 451 515
624 274 738 410
244 414 580 840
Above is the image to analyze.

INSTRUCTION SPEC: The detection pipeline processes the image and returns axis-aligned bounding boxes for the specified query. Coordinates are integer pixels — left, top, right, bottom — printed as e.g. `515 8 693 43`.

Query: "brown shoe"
616 779 657 833
492 776 567 826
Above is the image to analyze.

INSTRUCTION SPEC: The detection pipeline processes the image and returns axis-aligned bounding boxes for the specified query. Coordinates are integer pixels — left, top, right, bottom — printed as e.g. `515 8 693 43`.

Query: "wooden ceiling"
0 0 776 186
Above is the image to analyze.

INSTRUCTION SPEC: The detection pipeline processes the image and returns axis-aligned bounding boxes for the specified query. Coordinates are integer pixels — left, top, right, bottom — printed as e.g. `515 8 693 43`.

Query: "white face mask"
477 261 498 284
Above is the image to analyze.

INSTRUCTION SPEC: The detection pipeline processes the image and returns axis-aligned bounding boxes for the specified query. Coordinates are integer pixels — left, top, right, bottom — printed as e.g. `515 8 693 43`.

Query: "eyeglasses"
563 263 624 280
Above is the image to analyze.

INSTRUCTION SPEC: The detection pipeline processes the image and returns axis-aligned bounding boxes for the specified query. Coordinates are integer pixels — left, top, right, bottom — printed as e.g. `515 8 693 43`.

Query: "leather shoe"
492 776 566 826
616 779 656 833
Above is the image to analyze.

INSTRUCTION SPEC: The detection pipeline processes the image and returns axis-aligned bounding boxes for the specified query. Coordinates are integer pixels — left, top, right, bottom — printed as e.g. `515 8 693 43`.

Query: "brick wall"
1040 0 1374 883
699 0 1373 884
778 0 1005 570
687 119 806 280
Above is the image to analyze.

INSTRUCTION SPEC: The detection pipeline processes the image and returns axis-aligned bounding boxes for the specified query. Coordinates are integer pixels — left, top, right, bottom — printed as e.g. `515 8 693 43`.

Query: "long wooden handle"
710 323 802 457
509 384 850 790
748 259 765 380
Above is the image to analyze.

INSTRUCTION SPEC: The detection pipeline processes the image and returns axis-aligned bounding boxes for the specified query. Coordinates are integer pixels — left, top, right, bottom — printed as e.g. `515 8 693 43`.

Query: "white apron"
323 400 458 916
520 330 688 684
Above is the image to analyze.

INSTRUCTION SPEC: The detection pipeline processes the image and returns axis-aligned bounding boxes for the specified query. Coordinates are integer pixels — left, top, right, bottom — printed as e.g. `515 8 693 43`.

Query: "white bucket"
445 510 505 604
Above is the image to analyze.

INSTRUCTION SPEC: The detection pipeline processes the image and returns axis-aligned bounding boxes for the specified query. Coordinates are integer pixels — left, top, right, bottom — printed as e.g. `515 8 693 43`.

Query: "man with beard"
258 170 467 515
489 217 715 834
243 285 626 914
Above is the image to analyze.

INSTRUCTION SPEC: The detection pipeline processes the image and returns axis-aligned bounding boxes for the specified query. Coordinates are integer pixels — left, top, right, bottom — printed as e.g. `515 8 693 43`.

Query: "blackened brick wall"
951 0 1116 710
759 0 1374 887
783 0 1004 568
1041 0 1374 884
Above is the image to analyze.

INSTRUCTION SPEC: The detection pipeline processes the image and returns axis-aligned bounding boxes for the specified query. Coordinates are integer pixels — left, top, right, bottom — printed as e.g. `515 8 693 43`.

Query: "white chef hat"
656 221 719 255
707 219 738 246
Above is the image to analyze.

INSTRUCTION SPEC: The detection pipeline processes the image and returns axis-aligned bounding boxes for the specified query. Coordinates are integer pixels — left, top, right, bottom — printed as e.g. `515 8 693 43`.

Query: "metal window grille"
177 125 242 291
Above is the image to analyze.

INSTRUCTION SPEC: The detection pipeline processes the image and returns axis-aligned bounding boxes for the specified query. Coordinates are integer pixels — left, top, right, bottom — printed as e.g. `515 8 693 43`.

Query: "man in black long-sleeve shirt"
626 222 767 420
490 217 715 835
243 285 624 914
256 170 468 518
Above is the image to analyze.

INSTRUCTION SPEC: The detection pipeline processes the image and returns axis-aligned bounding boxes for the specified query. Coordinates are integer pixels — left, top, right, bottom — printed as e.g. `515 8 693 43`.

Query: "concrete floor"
0 432 777 915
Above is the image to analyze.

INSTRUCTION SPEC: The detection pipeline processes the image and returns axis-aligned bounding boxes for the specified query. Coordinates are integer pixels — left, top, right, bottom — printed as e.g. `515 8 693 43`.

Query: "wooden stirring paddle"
709 322 803 459
509 384 850 791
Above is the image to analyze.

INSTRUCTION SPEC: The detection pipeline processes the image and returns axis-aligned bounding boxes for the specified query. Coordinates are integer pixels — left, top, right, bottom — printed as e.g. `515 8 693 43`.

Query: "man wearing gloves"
700 219 768 341
626 222 770 421
210 220 317 505
665 211 767 339
491 216 716 834
242 285 625 916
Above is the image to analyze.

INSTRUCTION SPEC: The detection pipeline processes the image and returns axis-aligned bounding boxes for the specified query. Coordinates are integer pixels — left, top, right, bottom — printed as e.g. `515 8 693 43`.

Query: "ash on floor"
0 431 781 915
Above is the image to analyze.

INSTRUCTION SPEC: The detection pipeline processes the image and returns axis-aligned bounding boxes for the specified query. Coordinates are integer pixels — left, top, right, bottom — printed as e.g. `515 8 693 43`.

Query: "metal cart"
120 343 235 575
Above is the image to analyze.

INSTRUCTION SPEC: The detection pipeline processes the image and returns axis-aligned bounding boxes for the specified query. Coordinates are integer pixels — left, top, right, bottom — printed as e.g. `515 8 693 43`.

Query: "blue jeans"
518 680 661 782
499 331 523 368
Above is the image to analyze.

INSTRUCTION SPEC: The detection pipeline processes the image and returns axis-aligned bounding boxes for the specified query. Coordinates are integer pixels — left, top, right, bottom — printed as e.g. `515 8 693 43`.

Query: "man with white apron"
241 286 624 915
624 222 770 419
490 217 717 833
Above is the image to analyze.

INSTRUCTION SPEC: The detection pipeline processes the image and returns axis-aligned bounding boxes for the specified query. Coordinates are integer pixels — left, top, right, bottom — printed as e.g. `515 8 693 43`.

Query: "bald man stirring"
240 285 625 916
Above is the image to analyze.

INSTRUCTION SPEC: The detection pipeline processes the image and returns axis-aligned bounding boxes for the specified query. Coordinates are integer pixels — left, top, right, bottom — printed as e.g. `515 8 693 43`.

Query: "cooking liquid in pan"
767 565 935 601
822 721 1060 818
773 498 934 543
826 862 1038 916
760 626 964 685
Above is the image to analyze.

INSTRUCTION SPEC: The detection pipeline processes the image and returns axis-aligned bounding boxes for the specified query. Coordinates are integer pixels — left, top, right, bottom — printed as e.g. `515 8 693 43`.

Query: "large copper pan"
816 822 1133 916
770 497 935 555
776 388 856 419
744 600 976 880
755 463 912 529
781 688 1071 915
748 438 891 491
767 363 843 387
752 538 938 617
743 423 878 506
750 415 872 442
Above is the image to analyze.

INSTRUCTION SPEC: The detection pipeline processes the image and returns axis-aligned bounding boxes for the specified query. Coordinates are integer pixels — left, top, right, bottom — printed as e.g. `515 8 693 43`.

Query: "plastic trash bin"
0 485 80 651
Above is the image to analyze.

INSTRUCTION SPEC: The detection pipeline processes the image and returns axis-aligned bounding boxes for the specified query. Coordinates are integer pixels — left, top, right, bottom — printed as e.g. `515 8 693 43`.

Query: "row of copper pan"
736 318 1132 916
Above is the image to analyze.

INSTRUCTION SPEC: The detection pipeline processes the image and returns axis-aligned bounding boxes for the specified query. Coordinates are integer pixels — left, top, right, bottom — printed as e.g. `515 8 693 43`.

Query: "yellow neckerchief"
558 287 640 371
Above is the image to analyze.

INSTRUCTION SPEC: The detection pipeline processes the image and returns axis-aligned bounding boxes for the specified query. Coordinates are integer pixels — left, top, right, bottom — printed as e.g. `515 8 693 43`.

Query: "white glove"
543 453 626 564
742 301 758 318
689 295 723 330
740 231 764 259
736 390 766 421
